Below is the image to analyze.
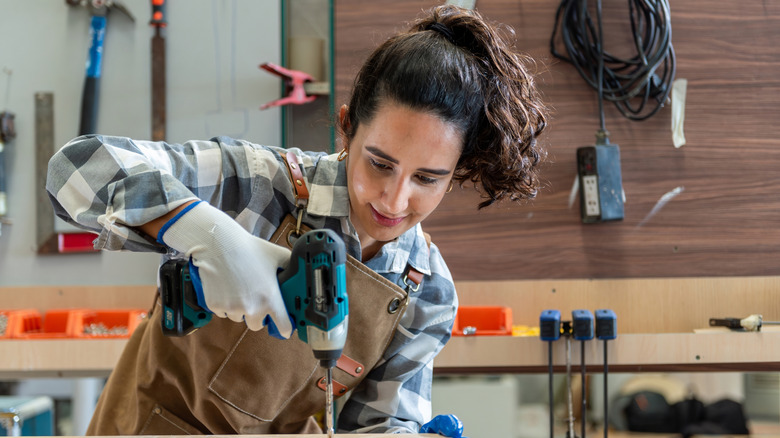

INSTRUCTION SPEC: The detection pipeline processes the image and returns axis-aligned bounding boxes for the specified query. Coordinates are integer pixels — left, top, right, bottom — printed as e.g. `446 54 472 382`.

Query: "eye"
369 158 392 171
416 174 439 185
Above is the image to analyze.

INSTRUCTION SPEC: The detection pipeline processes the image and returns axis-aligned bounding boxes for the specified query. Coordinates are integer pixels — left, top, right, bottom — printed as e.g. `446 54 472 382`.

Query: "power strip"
577 145 624 223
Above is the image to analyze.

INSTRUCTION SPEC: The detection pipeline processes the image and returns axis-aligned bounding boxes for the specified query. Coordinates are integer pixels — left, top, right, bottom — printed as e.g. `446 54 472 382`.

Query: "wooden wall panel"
335 1 780 280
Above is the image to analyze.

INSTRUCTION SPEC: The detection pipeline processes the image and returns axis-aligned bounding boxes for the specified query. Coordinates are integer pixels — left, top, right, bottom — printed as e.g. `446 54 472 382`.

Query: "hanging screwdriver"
595 309 617 438
572 310 594 438
540 310 561 438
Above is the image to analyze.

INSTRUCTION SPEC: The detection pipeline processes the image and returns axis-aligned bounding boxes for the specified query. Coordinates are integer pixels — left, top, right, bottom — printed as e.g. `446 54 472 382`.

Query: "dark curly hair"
341 5 548 209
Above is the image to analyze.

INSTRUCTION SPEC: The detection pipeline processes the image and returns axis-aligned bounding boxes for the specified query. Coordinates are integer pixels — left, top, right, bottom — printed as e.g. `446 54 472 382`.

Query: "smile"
370 206 405 227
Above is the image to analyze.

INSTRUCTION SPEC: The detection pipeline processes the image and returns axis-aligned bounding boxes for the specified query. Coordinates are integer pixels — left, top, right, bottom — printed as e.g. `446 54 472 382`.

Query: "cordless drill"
159 229 348 436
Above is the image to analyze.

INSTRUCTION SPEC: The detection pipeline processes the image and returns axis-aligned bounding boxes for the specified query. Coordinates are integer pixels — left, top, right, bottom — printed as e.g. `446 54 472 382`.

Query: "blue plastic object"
0 396 54 436
572 309 594 340
595 309 618 340
85 16 106 78
420 414 464 438
539 309 561 341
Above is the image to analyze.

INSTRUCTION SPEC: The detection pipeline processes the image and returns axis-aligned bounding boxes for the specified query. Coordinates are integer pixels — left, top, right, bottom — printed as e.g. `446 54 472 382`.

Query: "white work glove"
158 201 294 337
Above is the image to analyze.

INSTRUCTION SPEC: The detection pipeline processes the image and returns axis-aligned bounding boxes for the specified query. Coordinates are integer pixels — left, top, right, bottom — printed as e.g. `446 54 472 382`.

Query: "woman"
46 4 546 436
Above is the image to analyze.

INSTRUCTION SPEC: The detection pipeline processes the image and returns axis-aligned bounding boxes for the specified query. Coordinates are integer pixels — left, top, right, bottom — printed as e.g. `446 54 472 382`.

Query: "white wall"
0 0 281 286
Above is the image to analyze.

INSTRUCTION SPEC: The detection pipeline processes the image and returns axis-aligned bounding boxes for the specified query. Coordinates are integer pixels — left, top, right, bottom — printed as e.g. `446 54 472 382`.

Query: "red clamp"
259 62 317 110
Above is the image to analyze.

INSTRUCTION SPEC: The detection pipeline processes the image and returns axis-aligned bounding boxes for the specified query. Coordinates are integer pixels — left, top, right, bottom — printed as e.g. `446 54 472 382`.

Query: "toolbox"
452 306 513 336
0 396 54 436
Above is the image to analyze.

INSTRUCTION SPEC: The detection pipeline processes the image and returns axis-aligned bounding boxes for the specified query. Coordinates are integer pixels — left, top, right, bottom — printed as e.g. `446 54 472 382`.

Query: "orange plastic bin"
0 309 41 339
10 309 80 339
74 309 147 338
452 306 513 336
8 309 146 339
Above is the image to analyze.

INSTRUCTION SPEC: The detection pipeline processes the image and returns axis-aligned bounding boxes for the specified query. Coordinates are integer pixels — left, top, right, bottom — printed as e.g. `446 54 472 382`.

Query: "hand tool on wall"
595 309 617 438
540 309 562 438
0 110 15 236
0 68 14 235
572 310 594 438
66 0 135 135
150 0 167 141
35 92 99 253
709 314 778 332
159 229 348 437
562 319 576 438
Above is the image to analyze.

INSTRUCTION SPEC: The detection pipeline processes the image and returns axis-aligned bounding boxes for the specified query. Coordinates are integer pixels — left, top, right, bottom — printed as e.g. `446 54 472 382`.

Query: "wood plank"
435 331 780 374
2 330 777 378
0 339 127 378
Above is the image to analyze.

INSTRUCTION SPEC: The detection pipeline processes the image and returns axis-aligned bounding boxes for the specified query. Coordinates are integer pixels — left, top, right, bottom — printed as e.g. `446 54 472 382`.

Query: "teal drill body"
160 228 349 366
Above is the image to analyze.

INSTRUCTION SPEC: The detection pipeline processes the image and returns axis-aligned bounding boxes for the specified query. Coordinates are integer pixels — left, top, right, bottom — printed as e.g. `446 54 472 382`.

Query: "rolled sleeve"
46 135 290 252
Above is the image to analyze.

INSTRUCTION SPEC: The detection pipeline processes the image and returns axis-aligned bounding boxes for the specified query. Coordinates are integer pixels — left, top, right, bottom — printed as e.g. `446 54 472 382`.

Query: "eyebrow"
366 146 452 176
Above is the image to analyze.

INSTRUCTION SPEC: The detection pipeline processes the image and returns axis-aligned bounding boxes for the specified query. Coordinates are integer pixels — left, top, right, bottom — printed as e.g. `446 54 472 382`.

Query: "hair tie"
427 22 457 46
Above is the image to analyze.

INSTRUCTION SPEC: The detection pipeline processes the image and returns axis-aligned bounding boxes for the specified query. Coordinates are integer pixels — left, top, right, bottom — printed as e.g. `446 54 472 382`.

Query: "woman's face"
345 102 463 253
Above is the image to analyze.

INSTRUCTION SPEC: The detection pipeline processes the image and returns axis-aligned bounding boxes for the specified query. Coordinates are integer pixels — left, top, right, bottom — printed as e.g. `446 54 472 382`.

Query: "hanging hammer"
66 0 134 135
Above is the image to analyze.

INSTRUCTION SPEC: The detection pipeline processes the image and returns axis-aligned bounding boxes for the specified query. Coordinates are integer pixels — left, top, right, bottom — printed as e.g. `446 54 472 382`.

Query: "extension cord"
577 144 624 223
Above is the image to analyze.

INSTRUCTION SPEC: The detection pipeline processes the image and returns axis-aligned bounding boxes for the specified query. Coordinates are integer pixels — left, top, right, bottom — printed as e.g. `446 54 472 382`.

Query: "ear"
337 104 351 150
338 105 350 134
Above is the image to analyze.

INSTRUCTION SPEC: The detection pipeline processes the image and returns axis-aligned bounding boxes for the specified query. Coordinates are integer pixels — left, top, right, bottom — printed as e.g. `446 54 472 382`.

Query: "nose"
380 177 410 215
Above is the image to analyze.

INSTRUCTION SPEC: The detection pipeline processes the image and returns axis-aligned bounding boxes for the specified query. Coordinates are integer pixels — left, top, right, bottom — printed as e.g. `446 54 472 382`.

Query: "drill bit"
326 367 335 438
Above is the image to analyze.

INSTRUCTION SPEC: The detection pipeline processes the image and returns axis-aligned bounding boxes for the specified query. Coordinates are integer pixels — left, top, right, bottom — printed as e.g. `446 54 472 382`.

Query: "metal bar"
34 92 58 254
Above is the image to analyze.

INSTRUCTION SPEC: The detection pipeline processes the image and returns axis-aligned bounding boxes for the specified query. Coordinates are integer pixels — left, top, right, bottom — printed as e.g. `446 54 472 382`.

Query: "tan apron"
87 154 422 435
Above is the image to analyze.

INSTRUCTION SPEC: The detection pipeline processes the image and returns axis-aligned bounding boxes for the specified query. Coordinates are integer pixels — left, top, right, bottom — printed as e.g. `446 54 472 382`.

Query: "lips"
370 206 405 227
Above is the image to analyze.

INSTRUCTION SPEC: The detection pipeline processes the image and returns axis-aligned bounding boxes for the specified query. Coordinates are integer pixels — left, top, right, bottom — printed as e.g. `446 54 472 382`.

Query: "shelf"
434 331 780 374
0 339 127 378
2 331 779 379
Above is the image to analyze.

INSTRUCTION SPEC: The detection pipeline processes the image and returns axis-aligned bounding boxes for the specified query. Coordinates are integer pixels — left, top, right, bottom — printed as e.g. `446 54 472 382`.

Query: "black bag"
624 391 678 433
624 391 750 436
679 399 750 437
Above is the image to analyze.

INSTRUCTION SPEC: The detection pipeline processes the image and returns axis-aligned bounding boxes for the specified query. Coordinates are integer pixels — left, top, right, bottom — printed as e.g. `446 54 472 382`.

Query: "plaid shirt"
46 135 457 434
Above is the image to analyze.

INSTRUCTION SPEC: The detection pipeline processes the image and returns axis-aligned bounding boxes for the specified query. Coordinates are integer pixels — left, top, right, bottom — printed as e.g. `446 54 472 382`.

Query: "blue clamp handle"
572 309 595 340
595 308 618 340
539 309 561 341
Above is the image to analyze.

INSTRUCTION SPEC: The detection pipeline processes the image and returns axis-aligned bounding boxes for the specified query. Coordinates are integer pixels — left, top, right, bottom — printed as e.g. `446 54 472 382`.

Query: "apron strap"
402 231 431 293
280 151 309 234
281 151 309 207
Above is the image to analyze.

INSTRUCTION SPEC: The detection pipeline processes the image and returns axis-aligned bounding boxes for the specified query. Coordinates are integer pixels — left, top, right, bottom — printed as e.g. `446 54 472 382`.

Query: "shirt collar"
306 153 350 217
366 223 432 277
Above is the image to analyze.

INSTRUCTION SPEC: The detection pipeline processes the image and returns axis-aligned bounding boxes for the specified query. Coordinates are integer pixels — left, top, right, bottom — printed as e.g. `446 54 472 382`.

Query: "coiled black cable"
551 0 676 128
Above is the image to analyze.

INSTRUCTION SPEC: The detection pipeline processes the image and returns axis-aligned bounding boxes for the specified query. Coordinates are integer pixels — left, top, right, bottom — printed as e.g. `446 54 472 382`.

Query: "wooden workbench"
1 276 779 378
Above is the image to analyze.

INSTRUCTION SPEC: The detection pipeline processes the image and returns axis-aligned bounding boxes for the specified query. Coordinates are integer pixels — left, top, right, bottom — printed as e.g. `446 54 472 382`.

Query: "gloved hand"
158 201 294 337
420 414 465 438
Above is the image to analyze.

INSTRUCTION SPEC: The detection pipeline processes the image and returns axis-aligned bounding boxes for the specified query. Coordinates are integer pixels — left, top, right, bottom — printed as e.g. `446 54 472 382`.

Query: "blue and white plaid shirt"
46 135 458 434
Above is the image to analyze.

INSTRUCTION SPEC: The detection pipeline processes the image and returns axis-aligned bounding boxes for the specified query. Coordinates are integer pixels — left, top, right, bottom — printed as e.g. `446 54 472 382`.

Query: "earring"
337 148 348 161
446 181 454 193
